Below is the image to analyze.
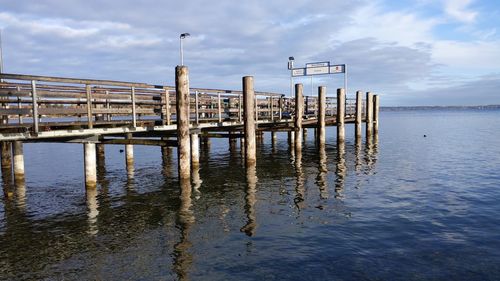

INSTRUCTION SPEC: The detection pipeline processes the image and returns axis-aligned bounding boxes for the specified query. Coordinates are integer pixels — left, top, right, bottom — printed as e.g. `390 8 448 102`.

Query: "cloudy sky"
0 0 499 105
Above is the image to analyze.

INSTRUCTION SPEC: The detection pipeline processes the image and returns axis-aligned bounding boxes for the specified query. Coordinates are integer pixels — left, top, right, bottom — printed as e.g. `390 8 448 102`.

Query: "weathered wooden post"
355 90 363 139
366 92 373 136
294 83 304 150
191 133 200 167
337 88 346 143
12 141 24 180
176 66 191 179
243 76 256 165
84 142 97 188
373 95 380 133
318 86 326 146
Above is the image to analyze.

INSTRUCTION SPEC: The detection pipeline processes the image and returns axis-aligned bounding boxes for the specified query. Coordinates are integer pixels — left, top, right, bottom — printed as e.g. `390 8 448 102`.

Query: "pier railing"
0 73 363 134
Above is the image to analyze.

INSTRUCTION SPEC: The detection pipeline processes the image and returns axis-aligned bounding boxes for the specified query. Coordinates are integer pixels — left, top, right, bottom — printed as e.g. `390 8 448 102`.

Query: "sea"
1 109 499 280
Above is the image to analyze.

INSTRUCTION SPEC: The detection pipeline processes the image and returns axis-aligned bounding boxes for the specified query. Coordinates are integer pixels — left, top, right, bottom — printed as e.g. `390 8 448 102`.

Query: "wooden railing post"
279 96 283 121
86 85 93 129
131 86 137 128
31 80 39 134
165 90 171 125
238 94 243 123
269 97 274 121
195 90 199 124
176 66 191 180
217 92 222 123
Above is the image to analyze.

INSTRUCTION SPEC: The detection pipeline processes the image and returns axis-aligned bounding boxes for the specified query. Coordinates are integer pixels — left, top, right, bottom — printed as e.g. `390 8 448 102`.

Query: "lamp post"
179 33 190 66
288 56 294 97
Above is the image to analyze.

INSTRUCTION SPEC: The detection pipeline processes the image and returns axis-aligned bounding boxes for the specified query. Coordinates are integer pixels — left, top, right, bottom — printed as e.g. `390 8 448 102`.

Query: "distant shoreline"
381 105 500 111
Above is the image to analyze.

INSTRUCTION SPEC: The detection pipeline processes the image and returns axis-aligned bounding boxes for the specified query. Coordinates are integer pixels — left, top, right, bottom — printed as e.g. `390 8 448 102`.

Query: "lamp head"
180 33 191 39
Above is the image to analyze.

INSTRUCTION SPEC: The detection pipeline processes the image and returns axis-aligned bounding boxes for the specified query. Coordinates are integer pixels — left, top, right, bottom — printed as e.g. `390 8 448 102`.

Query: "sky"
0 0 499 106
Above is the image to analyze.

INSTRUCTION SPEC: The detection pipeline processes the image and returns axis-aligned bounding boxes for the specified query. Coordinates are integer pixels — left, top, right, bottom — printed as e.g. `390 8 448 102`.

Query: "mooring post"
176 66 191 180
12 141 24 181
84 142 97 188
337 88 346 143
191 133 200 167
366 92 374 137
1 142 12 171
318 86 326 146
355 90 363 139
243 76 256 165
373 95 380 133
294 83 304 150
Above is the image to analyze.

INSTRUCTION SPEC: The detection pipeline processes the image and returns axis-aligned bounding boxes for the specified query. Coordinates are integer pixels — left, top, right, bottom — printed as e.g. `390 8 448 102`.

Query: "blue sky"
0 0 499 105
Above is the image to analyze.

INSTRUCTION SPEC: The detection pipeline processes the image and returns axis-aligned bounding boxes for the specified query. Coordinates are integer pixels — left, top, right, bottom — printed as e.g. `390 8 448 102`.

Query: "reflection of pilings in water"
316 144 328 199
294 146 305 210
364 132 378 175
85 187 99 236
96 144 108 187
271 131 277 153
335 141 346 199
355 137 362 173
173 178 195 281
192 166 202 200
240 163 258 236
162 146 174 179
14 177 26 211
1 167 13 199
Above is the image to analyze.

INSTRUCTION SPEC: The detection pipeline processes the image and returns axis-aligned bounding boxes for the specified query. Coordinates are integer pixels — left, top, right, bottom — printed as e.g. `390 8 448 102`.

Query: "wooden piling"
12 141 24 180
318 86 326 146
294 83 304 150
366 92 373 136
337 88 346 143
191 133 200 167
373 95 380 133
96 144 105 165
176 66 191 179
243 76 256 165
355 90 363 139
84 142 97 188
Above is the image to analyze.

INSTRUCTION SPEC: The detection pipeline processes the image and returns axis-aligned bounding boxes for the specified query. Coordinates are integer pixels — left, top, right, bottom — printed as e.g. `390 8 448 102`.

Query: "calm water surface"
1 110 500 280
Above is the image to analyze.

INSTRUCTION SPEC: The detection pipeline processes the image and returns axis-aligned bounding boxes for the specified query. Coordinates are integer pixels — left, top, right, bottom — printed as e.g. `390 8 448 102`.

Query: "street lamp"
288 56 294 97
179 33 190 66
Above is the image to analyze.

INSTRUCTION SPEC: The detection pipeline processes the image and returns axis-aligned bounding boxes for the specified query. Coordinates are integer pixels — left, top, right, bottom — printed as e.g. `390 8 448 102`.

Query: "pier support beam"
294 83 304 150
337 88 346 143
12 141 24 180
355 90 363 139
243 76 256 165
318 86 326 146
84 142 97 188
373 95 380 133
176 66 191 179
366 92 374 137
191 133 200 167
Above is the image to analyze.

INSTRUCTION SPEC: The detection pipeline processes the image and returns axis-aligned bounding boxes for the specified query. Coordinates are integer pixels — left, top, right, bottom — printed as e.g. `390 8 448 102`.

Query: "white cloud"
443 0 478 23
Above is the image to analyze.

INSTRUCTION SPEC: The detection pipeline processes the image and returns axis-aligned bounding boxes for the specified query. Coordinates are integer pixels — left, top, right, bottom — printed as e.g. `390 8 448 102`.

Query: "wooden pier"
0 68 380 189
